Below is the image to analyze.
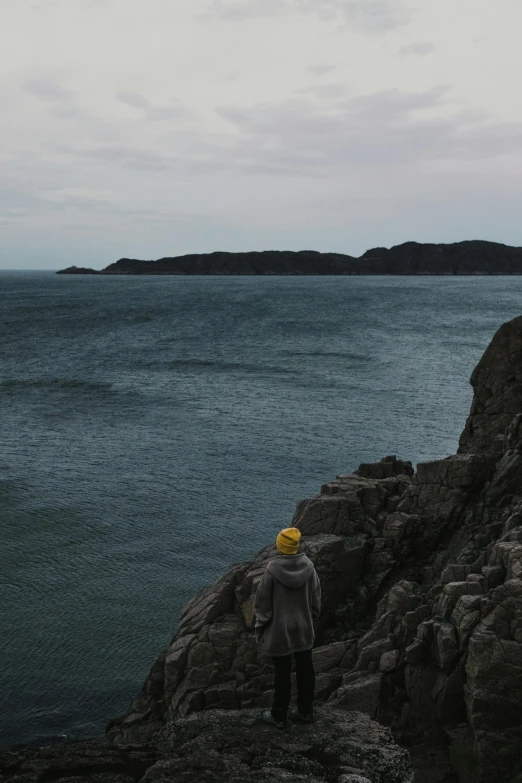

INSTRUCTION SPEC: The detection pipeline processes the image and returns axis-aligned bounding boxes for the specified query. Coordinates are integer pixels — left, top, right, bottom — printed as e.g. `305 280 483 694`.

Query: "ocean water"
1 271 522 749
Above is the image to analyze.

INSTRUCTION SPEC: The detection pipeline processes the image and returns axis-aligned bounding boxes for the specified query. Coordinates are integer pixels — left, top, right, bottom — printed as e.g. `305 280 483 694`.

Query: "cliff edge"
107 315 522 783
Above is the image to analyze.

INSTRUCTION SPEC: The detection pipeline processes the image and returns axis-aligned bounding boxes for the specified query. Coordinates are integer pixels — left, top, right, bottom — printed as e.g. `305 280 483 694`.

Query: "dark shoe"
289 707 315 723
261 709 287 728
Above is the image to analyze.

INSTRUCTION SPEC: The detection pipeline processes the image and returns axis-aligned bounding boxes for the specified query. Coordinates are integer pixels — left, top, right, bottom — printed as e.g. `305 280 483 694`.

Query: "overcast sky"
1 0 521 268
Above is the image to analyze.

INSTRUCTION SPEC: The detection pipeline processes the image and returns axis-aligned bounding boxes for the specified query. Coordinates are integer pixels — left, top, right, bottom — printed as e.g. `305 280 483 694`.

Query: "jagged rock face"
108 317 522 783
458 315 522 456
0 708 413 783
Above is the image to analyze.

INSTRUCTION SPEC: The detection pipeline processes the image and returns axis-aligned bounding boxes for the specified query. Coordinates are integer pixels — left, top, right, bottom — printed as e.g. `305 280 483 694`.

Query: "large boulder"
355 455 414 480
458 315 522 455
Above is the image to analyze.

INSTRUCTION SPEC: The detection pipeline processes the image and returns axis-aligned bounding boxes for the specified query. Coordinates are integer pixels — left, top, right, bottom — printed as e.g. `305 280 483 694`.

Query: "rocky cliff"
106 314 522 783
56 240 522 275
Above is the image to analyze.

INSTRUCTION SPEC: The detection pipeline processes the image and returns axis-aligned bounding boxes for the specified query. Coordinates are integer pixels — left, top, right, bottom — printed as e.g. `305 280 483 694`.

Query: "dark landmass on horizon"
56 239 522 275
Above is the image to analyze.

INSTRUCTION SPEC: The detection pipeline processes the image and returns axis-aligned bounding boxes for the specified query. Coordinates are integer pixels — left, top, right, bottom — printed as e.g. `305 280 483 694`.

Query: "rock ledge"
0 707 413 783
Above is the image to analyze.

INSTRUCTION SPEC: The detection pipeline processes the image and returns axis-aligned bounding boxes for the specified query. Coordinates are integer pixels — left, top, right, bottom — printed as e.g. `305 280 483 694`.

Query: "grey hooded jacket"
254 552 321 657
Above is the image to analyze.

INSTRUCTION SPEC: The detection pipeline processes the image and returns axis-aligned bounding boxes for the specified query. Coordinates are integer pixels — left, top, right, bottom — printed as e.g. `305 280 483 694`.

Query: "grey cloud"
217 86 449 132
49 104 81 119
145 104 195 122
201 0 284 20
46 142 210 174
338 85 451 119
116 91 151 110
202 0 412 32
219 71 240 82
31 0 112 8
0 186 196 223
399 42 435 56
116 92 194 122
457 121 522 158
215 86 522 173
296 82 351 99
17 85 522 204
79 0 112 7
45 85 522 184
298 0 411 31
307 65 336 76
22 77 81 120
80 145 171 170
0 190 94 225
0 187 47 213
22 78 73 102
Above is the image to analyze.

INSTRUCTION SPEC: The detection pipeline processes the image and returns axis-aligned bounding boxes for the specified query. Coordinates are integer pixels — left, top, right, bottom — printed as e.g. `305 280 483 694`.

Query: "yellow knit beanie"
276 527 301 555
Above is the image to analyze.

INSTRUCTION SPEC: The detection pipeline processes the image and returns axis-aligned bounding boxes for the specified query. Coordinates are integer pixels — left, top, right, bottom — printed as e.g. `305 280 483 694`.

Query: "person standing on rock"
254 526 321 728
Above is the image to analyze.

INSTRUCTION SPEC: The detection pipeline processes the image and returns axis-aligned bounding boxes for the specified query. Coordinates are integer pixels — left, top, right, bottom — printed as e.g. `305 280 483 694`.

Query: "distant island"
56 239 522 275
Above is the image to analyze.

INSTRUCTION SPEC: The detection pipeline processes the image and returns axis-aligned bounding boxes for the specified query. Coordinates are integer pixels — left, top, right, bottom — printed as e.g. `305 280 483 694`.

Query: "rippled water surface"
2 272 522 748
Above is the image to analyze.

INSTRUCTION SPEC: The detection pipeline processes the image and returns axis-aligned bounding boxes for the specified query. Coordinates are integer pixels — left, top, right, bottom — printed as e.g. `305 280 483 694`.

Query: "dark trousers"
271 648 315 722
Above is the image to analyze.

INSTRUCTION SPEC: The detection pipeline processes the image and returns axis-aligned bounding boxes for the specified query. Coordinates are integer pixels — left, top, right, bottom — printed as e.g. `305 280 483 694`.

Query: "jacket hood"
266 552 314 589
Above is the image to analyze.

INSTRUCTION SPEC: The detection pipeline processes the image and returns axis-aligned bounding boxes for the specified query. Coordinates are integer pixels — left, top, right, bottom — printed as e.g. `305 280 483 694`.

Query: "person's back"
254 527 321 727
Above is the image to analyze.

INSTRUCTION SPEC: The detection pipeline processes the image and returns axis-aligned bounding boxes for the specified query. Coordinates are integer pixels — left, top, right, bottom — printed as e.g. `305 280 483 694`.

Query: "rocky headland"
56 239 522 275
105 314 522 782
3 314 522 783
